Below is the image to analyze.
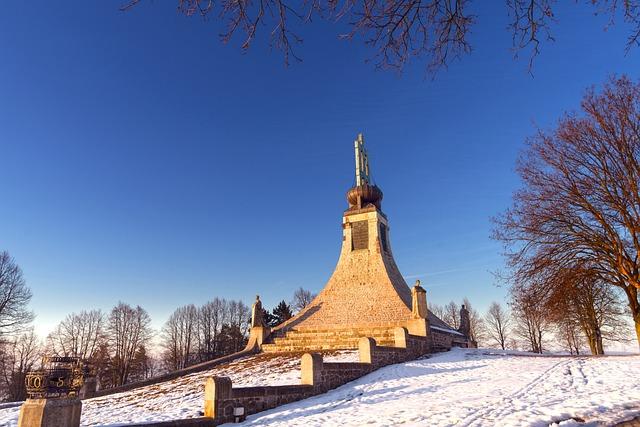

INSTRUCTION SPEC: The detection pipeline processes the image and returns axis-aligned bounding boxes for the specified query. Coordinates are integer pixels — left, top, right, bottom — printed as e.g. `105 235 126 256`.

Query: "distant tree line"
0 255 317 402
160 299 250 371
431 291 630 355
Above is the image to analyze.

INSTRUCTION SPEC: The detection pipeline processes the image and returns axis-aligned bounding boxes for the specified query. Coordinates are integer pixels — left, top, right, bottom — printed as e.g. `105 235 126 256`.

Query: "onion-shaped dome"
346 184 383 210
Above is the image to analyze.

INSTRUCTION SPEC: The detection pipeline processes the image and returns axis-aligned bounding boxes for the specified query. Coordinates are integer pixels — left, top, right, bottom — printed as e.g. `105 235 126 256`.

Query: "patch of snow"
0 351 357 427
1 349 639 426
235 348 640 426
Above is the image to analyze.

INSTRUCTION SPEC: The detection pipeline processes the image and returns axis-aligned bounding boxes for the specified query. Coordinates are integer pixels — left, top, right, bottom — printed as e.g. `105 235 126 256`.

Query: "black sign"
351 220 369 250
25 357 85 399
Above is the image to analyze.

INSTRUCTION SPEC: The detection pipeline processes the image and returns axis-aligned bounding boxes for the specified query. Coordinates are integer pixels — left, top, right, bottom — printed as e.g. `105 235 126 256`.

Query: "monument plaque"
25 356 85 399
351 220 368 250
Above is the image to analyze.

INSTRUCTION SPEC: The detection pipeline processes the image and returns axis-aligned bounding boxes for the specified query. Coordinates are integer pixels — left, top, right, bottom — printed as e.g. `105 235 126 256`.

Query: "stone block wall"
205 327 430 425
207 380 316 424
431 330 454 352
318 362 373 391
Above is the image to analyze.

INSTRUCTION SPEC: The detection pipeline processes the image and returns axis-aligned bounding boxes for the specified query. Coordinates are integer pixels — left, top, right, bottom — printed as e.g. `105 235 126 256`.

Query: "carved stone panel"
379 223 388 252
351 220 369 250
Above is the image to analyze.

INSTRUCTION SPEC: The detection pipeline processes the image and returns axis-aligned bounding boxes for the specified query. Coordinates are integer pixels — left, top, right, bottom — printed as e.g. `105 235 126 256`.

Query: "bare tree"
443 301 460 329
106 302 153 386
225 300 250 352
0 329 41 401
510 288 550 353
429 303 447 322
556 317 584 355
0 251 34 336
484 302 511 350
161 304 199 371
47 310 105 360
197 298 226 361
227 300 250 337
291 287 315 313
494 76 640 348
123 1 640 73
545 267 631 355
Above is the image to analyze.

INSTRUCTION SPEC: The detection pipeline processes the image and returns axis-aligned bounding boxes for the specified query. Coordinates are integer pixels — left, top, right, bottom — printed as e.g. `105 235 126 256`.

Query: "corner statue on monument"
251 295 264 328
411 280 428 319
255 133 471 353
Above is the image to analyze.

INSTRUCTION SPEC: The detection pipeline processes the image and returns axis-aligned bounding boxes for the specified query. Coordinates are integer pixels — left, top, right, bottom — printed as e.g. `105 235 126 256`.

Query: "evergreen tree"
271 300 293 326
217 324 247 354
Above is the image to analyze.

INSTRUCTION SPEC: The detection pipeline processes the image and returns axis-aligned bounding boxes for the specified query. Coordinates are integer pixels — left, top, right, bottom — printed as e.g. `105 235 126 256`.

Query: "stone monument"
411 280 428 319
459 304 471 338
251 295 264 328
246 295 270 349
18 357 85 427
260 134 469 352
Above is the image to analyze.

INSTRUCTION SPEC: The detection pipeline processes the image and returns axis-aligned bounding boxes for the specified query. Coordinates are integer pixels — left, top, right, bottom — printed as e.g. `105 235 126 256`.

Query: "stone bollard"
406 318 429 337
79 377 97 399
358 337 376 364
204 376 232 420
301 353 323 387
18 398 82 427
394 327 409 349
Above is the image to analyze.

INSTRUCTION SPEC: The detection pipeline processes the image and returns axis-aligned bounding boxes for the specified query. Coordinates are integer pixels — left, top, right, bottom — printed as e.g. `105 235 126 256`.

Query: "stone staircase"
261 326 398 352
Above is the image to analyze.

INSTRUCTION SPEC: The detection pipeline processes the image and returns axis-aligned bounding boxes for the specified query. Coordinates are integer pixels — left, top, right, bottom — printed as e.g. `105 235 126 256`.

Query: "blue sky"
1 1 638 336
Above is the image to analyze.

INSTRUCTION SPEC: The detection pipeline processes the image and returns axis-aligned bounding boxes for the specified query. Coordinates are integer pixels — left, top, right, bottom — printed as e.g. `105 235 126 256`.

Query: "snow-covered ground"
0 351 357 426
237 349 640 427
0 349 638 426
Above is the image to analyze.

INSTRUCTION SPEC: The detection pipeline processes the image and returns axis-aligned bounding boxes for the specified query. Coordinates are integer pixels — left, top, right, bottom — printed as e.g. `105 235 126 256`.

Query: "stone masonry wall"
318 362 373 391
206 327 430 425
431 330 454 352
212 383 317 423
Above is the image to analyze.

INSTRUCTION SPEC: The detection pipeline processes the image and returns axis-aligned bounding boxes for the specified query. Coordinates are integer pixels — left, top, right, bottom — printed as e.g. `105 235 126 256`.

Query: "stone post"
204 376 232 419
18 398 82 427
407 280 430 338
79 377 97 399
358 337 376 364
300 353 323 387
394 327 408 349
459 304 471 338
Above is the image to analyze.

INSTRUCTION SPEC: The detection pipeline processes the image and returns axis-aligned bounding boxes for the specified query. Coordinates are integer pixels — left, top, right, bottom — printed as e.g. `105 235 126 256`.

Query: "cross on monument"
354 133 371 186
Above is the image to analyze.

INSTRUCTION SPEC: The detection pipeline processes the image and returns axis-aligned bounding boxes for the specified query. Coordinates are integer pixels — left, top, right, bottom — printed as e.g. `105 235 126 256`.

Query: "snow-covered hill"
237 348 640 426
0 351 357 426
1 348 638 426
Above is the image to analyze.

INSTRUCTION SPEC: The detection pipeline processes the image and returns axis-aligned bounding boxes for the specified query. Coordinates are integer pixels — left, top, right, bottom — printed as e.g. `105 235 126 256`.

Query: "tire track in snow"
459 358 575 426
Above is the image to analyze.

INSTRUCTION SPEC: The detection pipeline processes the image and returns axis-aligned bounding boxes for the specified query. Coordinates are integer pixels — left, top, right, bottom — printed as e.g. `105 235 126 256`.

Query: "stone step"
270 339 395 348
282 331 394 339
261 326 401 352
272 334 395 342
261 343 362 352
284 326 398 333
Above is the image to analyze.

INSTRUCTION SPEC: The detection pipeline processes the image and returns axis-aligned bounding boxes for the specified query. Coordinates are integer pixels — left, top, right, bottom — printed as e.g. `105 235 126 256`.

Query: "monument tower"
258 134 466 352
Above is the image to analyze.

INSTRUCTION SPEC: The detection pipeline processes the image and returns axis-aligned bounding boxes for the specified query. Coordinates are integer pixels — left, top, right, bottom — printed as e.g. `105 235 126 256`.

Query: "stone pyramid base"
261 324 405 352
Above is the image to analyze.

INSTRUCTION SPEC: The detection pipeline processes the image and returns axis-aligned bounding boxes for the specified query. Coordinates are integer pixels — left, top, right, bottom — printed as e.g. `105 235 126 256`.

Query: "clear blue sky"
1 1 638 337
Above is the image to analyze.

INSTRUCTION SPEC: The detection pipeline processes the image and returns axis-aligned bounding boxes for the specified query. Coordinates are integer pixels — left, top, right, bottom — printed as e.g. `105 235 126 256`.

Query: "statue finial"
354 133 370 186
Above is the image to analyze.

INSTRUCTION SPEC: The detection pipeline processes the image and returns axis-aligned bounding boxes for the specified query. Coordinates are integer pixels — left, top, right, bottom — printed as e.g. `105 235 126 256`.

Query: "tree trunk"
594 326 604 355
624 286 640 349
